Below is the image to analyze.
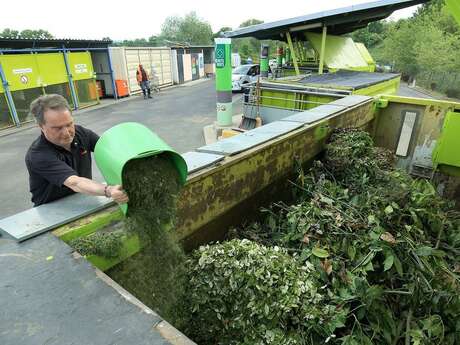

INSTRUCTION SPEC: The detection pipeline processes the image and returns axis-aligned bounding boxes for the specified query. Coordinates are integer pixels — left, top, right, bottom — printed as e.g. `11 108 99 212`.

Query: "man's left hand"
107 185 129 204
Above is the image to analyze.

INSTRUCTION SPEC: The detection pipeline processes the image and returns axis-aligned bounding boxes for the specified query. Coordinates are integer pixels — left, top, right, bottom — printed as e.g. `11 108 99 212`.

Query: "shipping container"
109 47 173 95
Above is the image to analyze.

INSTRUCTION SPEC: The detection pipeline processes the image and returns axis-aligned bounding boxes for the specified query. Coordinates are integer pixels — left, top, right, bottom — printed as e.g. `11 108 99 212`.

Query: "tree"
233 19 265 62
160 12 213 45
350 21 390 48
0 28 20 38
378 0 460 93
381 19 420 77
213 27 233 39
232 19 281 62
0 28 53 39
239 19 264 28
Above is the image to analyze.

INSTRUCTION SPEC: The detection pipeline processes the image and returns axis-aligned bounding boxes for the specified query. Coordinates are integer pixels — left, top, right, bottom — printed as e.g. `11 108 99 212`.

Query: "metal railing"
242 83 351 112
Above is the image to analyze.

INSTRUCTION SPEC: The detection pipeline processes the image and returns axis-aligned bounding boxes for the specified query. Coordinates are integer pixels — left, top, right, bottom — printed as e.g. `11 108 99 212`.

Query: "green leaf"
348 245 356 260
383 254 394 272
320 195 334 205
384 205 394 215
393 254 403 276
415 246 433 257
364 260 374 271
312 247 330 258
367 214 377 224
300 248 311 261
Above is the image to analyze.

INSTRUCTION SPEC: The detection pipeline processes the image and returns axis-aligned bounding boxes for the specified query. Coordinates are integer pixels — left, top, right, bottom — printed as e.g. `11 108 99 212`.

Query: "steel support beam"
0 60 20 126
286 32 299 76
62 48 79 110
106 48 118 99
319 25 328 75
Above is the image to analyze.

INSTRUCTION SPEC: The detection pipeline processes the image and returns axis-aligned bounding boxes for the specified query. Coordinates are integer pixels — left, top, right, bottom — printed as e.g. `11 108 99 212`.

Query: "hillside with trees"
351 0 460 97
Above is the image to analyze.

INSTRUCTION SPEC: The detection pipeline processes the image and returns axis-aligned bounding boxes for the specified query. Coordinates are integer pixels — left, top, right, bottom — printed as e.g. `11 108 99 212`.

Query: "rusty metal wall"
176 100 374 245
53 98 375 250
373 98 455 174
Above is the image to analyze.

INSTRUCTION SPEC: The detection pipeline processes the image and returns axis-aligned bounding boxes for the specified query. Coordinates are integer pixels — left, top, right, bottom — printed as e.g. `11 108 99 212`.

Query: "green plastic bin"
94 122 188 215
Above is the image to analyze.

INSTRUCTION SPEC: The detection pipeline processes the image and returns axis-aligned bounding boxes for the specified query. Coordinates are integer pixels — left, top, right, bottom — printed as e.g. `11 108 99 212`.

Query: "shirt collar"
40 132 78 152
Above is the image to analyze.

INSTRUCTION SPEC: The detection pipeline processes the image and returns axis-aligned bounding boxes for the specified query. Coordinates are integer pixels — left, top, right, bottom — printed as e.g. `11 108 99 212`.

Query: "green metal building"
0 38 114 129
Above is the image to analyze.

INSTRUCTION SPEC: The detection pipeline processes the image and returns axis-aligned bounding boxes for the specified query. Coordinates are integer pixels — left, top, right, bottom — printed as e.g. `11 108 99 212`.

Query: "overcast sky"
0 0 420 41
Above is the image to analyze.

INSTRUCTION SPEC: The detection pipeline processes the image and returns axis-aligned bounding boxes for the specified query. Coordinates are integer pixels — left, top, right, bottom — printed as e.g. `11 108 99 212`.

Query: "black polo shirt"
25 125 100 206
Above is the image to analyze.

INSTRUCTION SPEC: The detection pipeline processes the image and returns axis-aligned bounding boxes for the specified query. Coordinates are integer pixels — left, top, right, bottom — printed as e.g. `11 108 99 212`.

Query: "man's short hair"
29 94 71 125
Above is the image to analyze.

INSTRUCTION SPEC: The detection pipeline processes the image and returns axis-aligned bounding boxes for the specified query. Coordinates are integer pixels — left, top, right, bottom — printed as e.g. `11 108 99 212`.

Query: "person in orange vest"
136 64 152 99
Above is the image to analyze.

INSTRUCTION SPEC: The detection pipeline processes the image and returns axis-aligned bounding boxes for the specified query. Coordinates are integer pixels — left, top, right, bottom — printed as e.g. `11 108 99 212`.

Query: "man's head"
29 94 75 148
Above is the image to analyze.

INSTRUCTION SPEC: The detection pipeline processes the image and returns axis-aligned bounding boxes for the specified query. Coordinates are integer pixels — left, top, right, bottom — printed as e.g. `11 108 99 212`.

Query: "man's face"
40 108 75 148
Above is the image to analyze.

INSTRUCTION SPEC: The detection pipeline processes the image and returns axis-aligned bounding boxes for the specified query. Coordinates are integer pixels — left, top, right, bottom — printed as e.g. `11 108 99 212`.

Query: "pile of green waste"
107 155 186 325
182 129 460 345
70 229 123 258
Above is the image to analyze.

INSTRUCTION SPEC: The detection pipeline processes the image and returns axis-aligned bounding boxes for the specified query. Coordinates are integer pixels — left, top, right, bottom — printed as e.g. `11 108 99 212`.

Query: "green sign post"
260 44 269 78
215 38 232 126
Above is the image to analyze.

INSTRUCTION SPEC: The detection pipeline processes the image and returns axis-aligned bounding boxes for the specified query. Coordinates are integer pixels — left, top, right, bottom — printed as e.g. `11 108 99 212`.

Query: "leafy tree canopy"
160 12 213 45
0 28 53 39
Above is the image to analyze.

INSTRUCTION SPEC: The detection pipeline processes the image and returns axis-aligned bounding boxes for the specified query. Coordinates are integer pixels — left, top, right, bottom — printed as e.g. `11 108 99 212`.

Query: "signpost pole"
260 44 269 78
215 38 233 126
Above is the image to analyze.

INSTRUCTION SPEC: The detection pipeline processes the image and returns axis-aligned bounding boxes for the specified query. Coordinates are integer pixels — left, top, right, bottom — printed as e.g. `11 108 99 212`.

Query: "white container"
231 53 241 68
109 47 173 95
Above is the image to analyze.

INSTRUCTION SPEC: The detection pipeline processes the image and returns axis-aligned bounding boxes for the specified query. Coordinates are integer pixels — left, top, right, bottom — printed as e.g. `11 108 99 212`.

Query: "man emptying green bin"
25 94 129 206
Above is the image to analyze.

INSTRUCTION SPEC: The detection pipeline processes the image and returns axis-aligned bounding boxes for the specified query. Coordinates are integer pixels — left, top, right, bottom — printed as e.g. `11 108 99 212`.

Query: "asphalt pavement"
397 83 435 99
0 79 243 218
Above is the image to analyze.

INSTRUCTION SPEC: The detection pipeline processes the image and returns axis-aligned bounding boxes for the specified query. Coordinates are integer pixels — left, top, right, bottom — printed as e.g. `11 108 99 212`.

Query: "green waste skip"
94 122 188 215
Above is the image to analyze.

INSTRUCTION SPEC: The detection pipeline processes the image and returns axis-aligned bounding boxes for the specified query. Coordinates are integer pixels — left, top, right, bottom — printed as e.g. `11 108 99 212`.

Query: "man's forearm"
63 175 129 204
64 175 106 196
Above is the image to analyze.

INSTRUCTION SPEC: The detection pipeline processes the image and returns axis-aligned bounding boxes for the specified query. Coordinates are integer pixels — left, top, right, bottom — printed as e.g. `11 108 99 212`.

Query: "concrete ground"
0 79 243 219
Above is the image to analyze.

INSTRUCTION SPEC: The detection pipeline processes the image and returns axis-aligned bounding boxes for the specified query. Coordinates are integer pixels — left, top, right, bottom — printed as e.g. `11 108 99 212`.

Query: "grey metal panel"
0 194 113 242
0 233 178 345
244 120 304 135
224 0 428 39
299 71 400 90
280 104 343 124
197 121 303 156
182 151 225 174
244 105 299 123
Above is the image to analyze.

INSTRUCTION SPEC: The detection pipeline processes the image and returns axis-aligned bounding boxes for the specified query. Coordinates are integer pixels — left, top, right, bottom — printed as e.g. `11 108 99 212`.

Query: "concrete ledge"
203 114 242 145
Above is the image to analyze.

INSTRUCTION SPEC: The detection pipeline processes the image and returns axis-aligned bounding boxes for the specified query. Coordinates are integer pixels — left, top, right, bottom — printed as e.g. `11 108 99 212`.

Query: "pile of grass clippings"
185 128 460 345
107 155 187 326
70 231 123 258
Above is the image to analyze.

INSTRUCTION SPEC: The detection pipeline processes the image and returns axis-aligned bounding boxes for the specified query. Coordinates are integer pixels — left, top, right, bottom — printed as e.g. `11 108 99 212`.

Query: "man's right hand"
107 185 129 204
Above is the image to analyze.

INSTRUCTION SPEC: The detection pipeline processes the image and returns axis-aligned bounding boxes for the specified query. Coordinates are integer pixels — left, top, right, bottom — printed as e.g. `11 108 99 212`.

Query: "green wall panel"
433 111 460 168
0 54 41 91
68 52 95 81
35 53 68 86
